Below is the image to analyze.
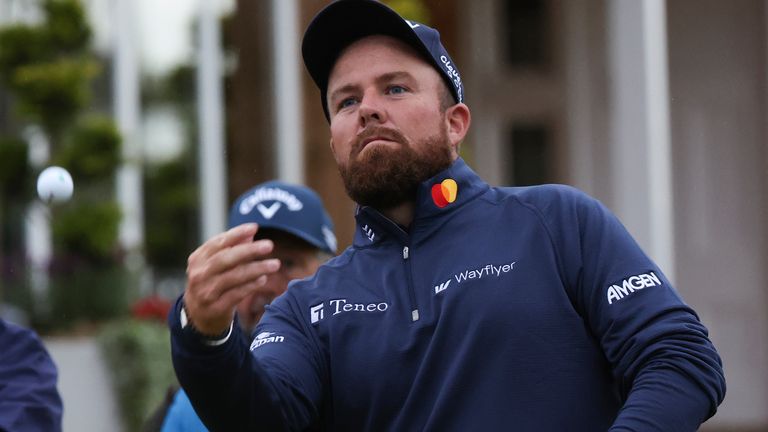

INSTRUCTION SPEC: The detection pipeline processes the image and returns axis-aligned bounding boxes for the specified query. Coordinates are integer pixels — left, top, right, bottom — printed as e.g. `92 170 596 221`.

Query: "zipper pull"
403 246 409 259
412 309 420 321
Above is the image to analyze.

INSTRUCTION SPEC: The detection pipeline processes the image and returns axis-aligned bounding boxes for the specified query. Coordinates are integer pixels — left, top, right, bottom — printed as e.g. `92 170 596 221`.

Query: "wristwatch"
180 302 234 347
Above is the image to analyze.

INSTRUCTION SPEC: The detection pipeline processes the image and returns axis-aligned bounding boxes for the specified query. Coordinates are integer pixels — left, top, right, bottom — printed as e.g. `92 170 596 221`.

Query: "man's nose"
358 91 387 127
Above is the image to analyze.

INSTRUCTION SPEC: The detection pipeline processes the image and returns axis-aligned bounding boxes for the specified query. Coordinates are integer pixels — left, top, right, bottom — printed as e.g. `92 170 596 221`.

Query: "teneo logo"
431 178 458 208
330 299 388 316
249 331 284 350
434 261 516 295
311 299 388 323
239 187 304 220
606 271 662 305
439 55 463 102
310 303 324 323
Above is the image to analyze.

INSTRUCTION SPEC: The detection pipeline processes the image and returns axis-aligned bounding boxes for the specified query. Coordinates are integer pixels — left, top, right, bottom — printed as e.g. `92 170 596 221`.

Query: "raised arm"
169 223 325 431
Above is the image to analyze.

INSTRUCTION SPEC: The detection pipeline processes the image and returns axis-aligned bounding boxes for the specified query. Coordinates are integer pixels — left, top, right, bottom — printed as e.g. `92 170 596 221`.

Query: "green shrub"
43 0 91 53
0 25 51 82
47 263 132 328
11 58 99 132
51 200 121 262
98 319 177 432
0 136 30 199
0 0 127 331
56 115 122 182
144 159 199 270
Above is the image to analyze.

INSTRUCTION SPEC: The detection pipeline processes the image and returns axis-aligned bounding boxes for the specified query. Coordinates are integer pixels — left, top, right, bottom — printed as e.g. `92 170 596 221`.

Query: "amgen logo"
606 272 662 305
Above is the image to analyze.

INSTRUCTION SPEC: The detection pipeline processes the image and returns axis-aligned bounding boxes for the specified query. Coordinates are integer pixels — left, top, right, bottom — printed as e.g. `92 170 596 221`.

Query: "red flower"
131 295 172 322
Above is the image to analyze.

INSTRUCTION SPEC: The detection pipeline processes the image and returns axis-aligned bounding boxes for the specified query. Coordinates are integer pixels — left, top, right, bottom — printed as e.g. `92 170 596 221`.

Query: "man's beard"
338 126 453 209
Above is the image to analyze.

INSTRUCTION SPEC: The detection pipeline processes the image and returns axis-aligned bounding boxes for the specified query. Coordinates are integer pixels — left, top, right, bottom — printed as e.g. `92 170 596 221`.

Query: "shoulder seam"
504 190 573 305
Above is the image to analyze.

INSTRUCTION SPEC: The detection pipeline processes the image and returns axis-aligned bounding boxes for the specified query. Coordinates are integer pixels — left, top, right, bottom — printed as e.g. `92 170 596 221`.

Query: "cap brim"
302 0 434 120
255 221 334 254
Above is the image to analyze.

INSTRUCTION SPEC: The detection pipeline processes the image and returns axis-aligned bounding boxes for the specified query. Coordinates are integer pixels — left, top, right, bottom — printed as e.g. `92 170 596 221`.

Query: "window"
502 0 550 69
506 124 551 186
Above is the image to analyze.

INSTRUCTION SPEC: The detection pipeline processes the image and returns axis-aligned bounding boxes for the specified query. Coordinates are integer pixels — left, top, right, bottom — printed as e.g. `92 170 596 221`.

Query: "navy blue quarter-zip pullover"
171 158 725 431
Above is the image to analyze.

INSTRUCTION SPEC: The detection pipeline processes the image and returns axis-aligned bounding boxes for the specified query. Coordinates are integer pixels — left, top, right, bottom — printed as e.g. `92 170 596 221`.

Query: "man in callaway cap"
226 181 337 334
170 1 725 430
162 181 335 431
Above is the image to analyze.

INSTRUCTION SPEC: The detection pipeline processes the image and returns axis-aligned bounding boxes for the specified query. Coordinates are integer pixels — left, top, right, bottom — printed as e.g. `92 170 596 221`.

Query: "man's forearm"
169 298 288 431
610 363 724 431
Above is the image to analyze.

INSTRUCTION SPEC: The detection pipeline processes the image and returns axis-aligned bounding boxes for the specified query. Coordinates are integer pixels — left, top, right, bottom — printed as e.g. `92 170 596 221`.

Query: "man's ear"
329 137 338 159
445 103 471 153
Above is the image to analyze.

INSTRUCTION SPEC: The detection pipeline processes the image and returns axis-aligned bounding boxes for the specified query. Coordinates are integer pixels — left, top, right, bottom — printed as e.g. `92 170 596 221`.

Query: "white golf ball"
37 166 74 203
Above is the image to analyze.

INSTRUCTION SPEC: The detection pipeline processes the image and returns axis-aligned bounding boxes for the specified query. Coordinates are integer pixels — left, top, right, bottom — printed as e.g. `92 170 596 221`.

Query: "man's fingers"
189 223 260 264
190 258 280 305
215 275 271 312
222 258 280 292
184 260 279 334
211 258 281 298
203 240 276 277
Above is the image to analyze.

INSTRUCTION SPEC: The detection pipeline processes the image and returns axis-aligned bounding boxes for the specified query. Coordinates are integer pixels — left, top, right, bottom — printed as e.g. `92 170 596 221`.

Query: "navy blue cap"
302 0 465 121
228 181 337 254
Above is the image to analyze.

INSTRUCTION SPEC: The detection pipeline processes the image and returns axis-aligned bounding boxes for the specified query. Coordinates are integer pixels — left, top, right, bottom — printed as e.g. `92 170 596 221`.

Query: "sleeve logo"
606 271 662 305
249 331 285 350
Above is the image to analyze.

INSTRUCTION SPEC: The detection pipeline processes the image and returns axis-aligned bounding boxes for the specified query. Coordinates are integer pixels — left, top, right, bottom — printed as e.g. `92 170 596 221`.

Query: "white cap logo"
256 203 281 220
240 187 303 219
405 19 420 29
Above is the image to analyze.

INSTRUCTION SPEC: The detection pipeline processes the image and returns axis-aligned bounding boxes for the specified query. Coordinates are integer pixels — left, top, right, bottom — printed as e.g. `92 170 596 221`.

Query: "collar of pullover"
353 157 489 247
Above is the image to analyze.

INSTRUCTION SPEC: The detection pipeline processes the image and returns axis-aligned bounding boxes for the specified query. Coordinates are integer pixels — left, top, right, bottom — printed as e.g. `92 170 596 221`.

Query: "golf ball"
37 166 74 203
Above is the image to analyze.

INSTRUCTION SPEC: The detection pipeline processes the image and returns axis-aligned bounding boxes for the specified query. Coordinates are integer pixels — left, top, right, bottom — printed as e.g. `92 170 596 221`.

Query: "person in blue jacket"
169 1 726 430
0 318 63 431
160 181 337 431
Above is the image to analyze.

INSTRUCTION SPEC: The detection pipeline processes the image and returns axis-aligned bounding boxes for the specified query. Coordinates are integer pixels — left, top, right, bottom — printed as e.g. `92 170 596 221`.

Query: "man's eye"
387 85 407 95
339 97 357 110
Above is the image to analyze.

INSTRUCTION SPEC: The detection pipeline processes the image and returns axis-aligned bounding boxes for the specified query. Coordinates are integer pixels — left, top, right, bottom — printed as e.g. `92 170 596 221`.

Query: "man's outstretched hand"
184 223 281 336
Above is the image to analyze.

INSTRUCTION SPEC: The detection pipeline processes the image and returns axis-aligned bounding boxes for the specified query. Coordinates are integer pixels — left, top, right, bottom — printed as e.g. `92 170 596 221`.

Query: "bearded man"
170 1 725 431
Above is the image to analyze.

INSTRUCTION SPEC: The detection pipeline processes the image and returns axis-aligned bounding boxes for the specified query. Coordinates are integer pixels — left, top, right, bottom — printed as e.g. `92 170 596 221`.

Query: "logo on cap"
256 202 281 219
239 187 304 220
405 19 420 29
431 179 458 208
440 55 463 102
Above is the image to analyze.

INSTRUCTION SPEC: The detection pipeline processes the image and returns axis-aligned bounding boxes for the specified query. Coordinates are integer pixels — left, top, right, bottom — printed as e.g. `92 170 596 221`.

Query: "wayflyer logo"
431 179 458 208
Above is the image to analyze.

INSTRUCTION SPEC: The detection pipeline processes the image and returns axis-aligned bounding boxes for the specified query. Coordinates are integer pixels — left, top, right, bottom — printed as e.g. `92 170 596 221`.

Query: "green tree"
141 64 200 272
0 0 127 328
